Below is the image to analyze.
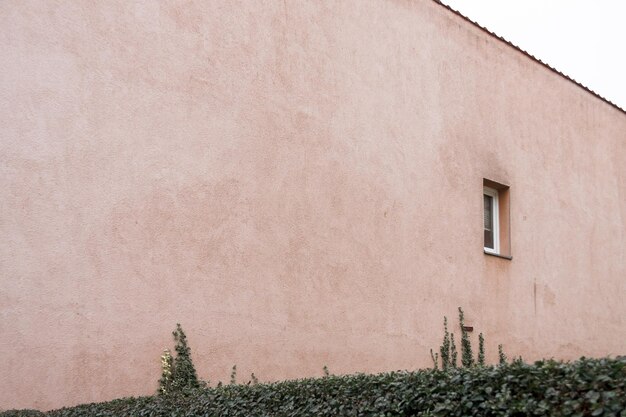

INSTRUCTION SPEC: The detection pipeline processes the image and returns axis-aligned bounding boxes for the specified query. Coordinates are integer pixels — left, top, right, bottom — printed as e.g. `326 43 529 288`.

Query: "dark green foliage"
0 411 44 417
433 307 507 370
498 344 508 365
230 365 237 385
6 357 624 417
170 324 200 392
450 332 458 368
459 307 474 368
440 316 451 370
437 309 481 369
478 333 486 366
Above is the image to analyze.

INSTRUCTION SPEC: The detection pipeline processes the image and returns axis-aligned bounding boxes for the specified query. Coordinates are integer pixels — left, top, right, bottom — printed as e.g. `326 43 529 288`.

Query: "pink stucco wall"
1 0 625 411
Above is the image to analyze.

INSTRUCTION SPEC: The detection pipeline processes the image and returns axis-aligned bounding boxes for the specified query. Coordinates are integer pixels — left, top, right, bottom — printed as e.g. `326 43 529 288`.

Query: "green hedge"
4 357 625 417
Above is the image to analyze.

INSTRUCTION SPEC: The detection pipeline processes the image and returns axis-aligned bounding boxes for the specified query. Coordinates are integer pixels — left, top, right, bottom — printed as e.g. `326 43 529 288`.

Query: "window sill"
484 250 512 260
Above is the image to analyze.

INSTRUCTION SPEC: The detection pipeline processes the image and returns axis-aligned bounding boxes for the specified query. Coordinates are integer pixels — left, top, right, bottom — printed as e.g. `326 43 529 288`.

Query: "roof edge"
431 0 626 116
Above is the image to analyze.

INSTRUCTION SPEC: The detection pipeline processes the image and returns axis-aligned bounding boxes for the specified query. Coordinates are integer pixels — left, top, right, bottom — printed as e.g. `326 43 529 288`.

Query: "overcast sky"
440 0 626 111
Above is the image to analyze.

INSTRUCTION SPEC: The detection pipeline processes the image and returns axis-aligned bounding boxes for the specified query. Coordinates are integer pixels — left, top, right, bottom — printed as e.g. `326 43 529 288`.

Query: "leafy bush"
170 324 201 392
459 307 474 368
158 324 202 395
434 307 502 370
6 356 624 417
0 411 44 417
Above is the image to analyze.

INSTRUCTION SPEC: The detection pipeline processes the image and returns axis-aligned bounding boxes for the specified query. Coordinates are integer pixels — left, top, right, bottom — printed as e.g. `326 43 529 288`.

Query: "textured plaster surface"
1 0 625 410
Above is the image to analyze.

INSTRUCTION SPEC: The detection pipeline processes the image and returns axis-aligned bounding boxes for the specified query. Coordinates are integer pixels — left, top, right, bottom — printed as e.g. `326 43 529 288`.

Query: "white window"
483 186 499 254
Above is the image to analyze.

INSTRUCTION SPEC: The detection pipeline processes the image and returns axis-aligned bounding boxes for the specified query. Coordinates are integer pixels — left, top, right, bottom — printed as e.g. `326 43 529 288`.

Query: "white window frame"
483 186 500 254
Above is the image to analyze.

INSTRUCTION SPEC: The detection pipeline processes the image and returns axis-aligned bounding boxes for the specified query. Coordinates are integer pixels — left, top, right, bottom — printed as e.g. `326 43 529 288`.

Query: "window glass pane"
484 195 492 230
484 194 494 249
